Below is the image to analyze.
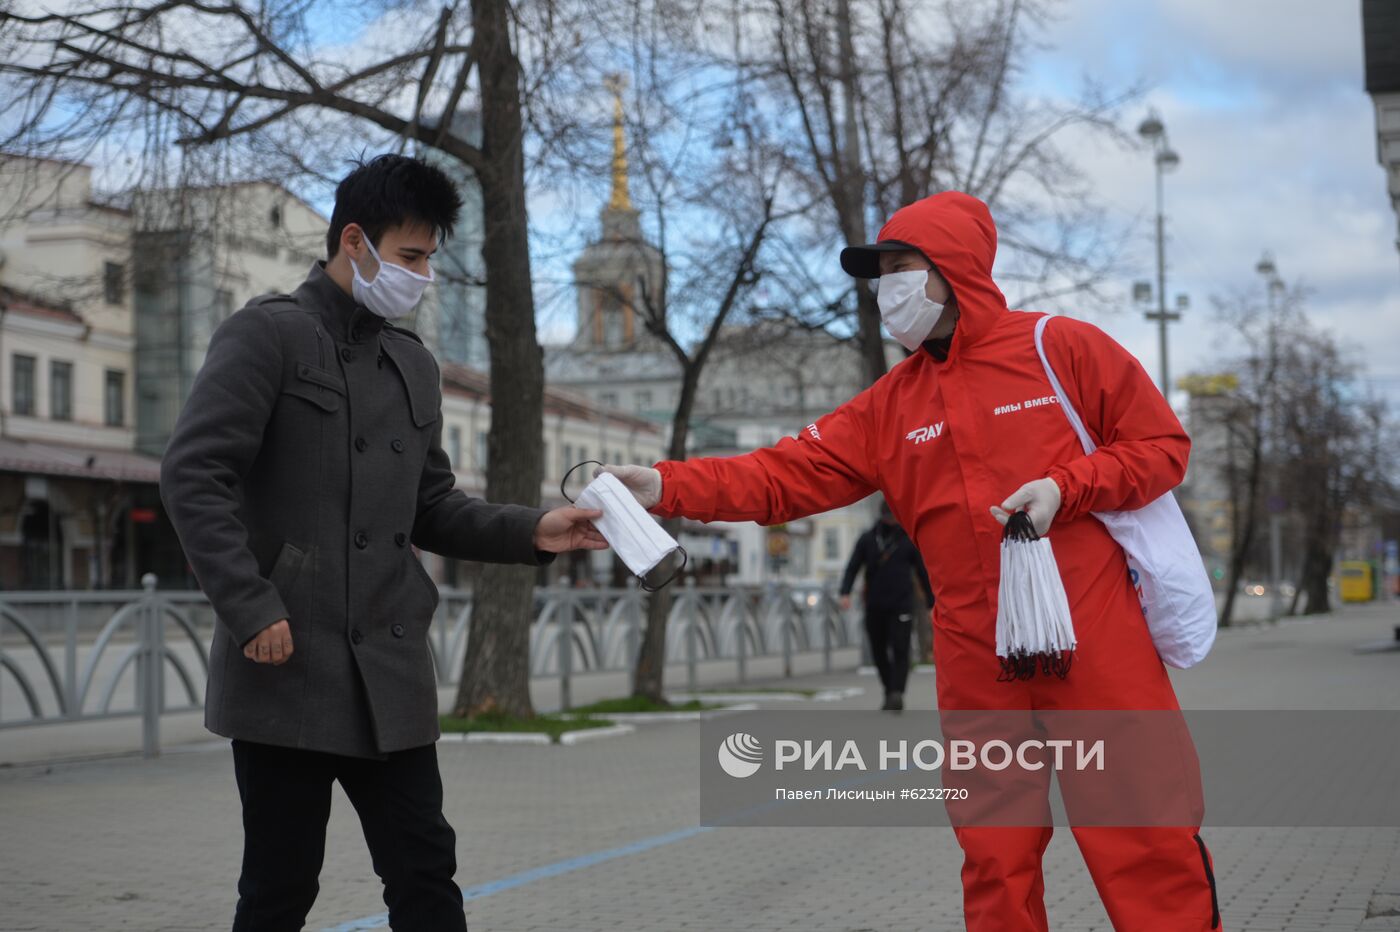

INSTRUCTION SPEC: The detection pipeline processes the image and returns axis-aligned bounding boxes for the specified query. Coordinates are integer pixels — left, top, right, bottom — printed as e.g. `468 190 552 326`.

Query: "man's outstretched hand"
595 464 662 510
534 507 609 553
244 619 293 665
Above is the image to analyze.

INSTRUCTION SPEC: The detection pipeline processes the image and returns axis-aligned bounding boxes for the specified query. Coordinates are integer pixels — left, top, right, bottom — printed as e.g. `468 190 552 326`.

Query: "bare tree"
716 0 1133 385
1186 286 1395 619
1183 288 1296 626
542 0 812 701
1275 326 1391 615
0 0 572 719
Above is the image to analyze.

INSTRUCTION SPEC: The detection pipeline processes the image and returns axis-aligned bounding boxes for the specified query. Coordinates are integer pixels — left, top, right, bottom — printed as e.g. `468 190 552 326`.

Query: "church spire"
605 73 632 212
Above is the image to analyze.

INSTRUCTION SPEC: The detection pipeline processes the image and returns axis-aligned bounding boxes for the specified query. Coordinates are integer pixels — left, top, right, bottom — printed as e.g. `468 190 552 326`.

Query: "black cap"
839 240 931 279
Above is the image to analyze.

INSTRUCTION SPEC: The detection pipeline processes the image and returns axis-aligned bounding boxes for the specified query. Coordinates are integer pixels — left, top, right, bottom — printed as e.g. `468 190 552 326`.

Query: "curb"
438 723 638 746
559 723 636 745
440 731 551 746
666 687 866 704
593 702 759 723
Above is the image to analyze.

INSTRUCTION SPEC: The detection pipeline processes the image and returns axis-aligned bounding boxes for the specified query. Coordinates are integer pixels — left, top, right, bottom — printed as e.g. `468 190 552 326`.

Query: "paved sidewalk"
1 604 1398 931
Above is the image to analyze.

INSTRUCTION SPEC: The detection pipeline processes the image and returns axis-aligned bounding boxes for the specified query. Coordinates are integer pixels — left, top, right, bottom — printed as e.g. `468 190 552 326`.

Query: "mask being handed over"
568 467 686 590
877 269 946 351
350 236 434 320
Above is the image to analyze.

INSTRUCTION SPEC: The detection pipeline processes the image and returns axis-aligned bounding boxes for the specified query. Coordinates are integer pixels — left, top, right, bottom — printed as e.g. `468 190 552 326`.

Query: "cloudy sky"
1019 0 1398 406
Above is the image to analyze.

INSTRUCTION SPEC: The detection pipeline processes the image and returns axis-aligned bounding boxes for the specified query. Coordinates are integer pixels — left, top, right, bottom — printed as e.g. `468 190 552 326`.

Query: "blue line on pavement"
322 825 712 931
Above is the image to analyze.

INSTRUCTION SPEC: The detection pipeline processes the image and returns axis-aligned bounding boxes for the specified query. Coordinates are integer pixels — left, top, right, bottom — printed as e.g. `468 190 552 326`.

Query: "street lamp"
1137 111 1184 396
1257 252 1285 621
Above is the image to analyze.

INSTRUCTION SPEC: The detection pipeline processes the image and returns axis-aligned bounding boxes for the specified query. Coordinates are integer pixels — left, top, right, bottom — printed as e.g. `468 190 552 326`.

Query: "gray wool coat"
160 262 550 758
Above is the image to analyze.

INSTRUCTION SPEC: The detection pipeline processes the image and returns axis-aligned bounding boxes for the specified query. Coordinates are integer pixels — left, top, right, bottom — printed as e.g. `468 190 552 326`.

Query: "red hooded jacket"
652 192 1190 708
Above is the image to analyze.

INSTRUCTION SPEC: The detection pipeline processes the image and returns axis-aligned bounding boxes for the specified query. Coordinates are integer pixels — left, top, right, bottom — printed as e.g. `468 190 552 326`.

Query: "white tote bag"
1033 315 1216 669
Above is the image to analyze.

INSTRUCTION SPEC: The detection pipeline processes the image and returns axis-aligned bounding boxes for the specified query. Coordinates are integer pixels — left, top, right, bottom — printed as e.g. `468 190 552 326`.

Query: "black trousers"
231 739 466 932
865 608 913 695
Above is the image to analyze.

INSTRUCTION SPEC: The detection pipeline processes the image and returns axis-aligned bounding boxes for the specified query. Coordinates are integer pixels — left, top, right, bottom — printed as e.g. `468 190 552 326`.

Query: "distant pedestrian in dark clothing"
839 502 933 710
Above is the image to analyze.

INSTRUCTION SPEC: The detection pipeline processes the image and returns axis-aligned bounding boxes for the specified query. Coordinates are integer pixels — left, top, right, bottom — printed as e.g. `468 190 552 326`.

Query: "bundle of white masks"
995 511 1076 680
574 471 684 587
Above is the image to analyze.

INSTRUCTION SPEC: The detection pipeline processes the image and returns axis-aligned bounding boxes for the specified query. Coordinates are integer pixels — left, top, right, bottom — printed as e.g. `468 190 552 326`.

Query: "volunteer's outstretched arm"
601 389 880 526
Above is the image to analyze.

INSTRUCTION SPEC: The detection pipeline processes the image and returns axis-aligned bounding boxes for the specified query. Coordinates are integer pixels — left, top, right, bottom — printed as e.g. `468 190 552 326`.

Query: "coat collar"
294 261 386 343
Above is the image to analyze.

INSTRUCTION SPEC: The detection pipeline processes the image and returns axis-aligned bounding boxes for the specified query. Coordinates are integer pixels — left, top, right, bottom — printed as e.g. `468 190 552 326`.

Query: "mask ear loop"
641 546 688 592
560 460 606 505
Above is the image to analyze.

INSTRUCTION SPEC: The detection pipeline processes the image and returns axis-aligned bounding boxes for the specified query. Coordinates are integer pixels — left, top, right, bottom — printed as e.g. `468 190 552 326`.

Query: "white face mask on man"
876 269 947 351
349 235 434 320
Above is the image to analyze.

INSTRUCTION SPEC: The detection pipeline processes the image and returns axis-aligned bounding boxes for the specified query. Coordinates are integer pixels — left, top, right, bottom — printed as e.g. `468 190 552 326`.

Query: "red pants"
933 587 1222 931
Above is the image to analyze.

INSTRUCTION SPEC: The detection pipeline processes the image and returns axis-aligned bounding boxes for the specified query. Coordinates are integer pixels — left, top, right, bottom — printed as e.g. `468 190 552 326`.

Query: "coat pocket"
268 540 308 600
282 363 346 412
406 550 441 614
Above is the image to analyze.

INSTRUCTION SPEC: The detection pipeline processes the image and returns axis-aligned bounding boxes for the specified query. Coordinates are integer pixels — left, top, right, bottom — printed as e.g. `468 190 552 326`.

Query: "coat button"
391 623 405 638
394 532 407 547
391 438 405 453
340 346 353 363
354 436 368 452
351 629 364 645
354 531 368 549
350 327 361 342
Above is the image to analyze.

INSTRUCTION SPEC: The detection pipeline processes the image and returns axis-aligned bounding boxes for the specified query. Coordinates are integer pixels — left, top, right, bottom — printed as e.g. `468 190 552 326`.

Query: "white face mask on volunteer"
877 269 946 351
349 235 434 320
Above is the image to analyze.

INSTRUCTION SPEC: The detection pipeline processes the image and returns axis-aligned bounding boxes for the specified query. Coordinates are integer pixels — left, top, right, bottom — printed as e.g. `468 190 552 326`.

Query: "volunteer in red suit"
599 191 1221 931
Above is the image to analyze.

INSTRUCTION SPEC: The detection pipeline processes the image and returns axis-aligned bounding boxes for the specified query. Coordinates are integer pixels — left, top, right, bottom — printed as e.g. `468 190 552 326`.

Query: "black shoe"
880 691 895 710
888 691 904 711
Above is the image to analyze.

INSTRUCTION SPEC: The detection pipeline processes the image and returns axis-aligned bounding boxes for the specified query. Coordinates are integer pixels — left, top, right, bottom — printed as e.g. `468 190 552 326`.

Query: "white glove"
990 477 1061 536
595 464 663 510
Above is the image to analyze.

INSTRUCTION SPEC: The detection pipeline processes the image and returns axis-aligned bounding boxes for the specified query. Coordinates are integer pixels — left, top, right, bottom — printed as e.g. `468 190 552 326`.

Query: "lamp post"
1136 112 1183 397
1257 252 1286 620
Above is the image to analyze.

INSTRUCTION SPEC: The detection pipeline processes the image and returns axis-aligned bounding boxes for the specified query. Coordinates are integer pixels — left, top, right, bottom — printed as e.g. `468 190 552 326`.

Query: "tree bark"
631 363 702 703
453 0 544 719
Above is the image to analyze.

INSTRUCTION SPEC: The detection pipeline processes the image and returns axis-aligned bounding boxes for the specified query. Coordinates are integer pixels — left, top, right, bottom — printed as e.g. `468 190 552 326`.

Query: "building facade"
0 156 159 589
1364 0 1400 254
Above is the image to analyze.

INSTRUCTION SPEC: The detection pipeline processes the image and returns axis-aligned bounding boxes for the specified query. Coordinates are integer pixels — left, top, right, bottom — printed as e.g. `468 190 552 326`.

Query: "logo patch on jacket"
993 395 1060 416
906 422 945 444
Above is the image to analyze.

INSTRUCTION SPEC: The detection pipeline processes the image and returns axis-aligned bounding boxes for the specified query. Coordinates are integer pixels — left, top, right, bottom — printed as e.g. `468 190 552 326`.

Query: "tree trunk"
632 519 680 703
855 287 888 386
1297 518 1334 616
631 365 702 703
454 0 544 720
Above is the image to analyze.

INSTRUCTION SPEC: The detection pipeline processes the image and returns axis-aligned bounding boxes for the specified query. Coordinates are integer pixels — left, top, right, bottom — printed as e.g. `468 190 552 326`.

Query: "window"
476 431 488 471
448 425 463 466
50 361 73 421
12 354 34 416
823 527 841 561
104 369 125 427
562 443 573 476
599 392 618 410
635 390 652 412
103 262 124 305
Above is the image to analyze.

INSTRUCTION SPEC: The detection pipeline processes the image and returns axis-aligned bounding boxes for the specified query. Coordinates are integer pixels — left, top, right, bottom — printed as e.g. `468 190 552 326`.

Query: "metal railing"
0 577 862 756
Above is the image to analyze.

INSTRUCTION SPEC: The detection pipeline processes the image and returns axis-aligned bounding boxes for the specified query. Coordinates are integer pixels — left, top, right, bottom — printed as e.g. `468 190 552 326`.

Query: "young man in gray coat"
160 154 606 931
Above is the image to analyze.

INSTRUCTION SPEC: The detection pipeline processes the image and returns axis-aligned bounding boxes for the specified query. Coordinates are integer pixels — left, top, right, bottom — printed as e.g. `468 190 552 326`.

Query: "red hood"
876 191 1008 356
